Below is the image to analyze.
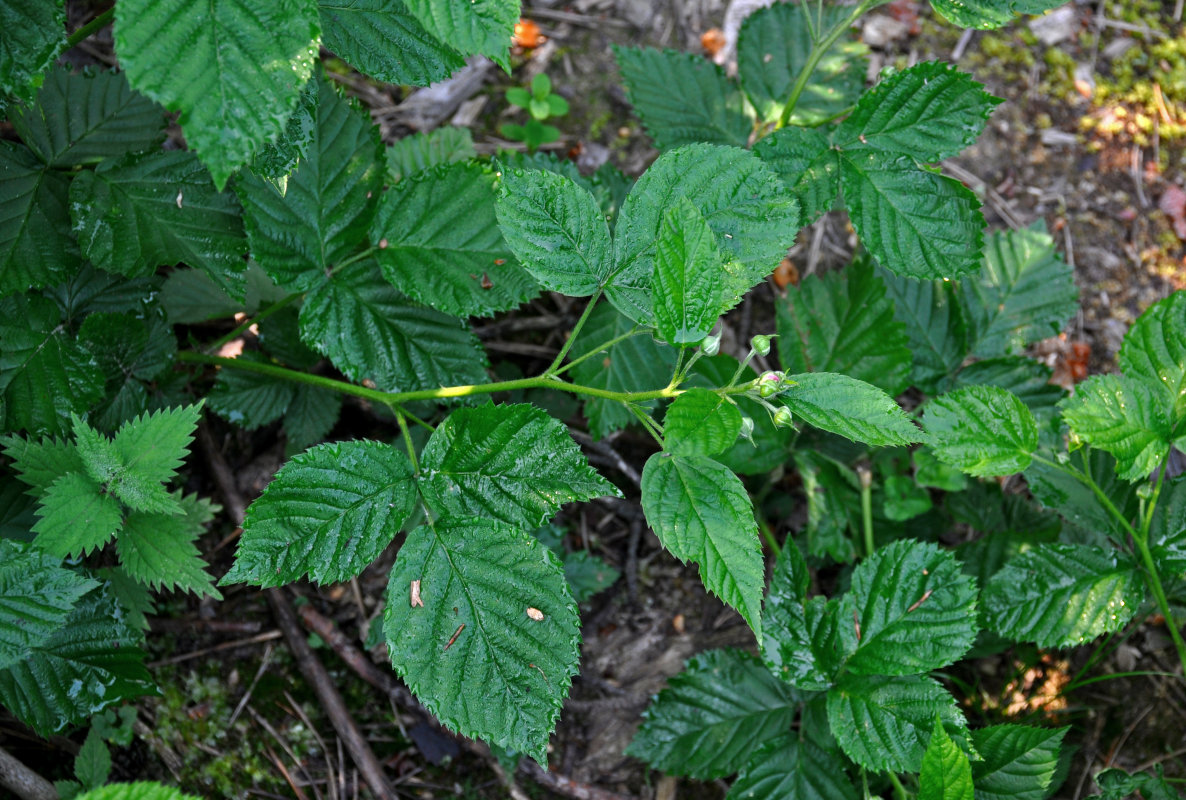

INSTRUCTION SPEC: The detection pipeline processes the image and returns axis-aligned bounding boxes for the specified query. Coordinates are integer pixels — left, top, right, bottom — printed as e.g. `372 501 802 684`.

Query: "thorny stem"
203 293 302 354
544 290 602 375
65 8 115 50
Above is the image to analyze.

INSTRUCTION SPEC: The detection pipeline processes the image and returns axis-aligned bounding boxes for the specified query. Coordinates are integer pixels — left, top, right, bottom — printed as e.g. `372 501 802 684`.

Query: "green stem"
395 412 419 474
758 518 782 558
203 293 302 354
1031 454 1139 539
887 772 908 800
553 325 644 377
66 8 114 50
776 0 875 129
545 291 602 375
1133 462 1186 675
626 403 665 448
859 466 874 558
331 246 378 275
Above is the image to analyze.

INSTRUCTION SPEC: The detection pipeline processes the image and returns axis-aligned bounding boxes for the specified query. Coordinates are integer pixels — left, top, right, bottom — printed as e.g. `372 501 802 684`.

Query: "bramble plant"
501 72 570 152
1 0 1183 797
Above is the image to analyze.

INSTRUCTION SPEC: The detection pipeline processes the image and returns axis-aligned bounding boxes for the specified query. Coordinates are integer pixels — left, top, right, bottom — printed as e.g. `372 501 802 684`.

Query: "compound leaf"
495 166 612 297
752 126 840 224
840 152 984 280
614 47 752 151
929 0 1068 30
114 0 319 189
402 0 517 71
1060 374 1170 482
652 197 724 346
727 735 859 800
924 385 1038 476
0 142 79 297
970 725 1068 800
373 161 537 317
0 540 98 670
319 0 464 86
664 389 743 457
284 384 342 450
207 353 297 430
837 62 999 162
780 372 924 447
641 453 763 637
419 403 620 530
919 719 974 800
877 266 968 393
32 472 122 558
0 0 65 105
384 518 579 764
224 440 417 586
1118 291 1186 430
626 648 799 780
386 127 475 182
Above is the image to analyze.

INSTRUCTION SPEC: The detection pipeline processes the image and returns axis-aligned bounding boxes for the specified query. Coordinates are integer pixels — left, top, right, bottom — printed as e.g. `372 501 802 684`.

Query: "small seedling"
501 72 569 152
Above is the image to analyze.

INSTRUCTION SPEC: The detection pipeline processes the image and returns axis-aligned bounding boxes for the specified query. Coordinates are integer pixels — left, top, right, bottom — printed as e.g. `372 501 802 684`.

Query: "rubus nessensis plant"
1 0 1183 797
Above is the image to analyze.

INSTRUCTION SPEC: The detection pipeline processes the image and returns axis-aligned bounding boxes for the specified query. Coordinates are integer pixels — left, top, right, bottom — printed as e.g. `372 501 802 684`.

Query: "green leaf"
826 673 971 773
664 389 743 457
0 540 98 670
777 257 912 395
923 385 1038 476
419 403 620 530
0 433 84 496
33 472 123 558
224 440 417 586
837 62 999 162
1151 477 1186 577
780 372 924 447
0 0 65 105
373 161 537 316
386 127 475 182
384 518 579 764
762 545 842 691
641 453 763 636
563 550 619 603
961 223 1077 358
737 2 867 126
983 543 1141 648
78 313 177 429
878 266 968 393
970 725 1067 800
237 75 382 292
727 735 859 800
752 126 839 225
116 499 221 599
839 540 978 675
954 357 1064 425
403 0 517 71
613 47 752 151
612 144 798 323
568 302 676 439
73 412 122 484
1118 290 1186 430
0 588 153 736
319 0 464 85
840 151 984 280
75 728 112 789
96 567 155 633
626 649 799 779
494 166 613 297
114 0 319 189
284 384 342 450
76 783 202 800
687 355 794 475
0 142 79 297
1061 374 1171 482
1024 449 1138 541
919 718 974 800
652 197 725 346
70 151 247 290
299 259 489 392
208 353 297 430
1091 767 1183 800
929 0 1068 30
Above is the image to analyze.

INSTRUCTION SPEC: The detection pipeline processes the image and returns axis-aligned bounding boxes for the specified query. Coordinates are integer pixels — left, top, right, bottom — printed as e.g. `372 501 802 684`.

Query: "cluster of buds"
757 370 789 397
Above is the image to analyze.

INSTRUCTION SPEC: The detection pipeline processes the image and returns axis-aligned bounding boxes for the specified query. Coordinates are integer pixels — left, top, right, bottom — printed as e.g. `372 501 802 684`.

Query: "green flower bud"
772 407 794 427
739 416 755 443
750 334 773 357
757 371 784 398
701 333 722 357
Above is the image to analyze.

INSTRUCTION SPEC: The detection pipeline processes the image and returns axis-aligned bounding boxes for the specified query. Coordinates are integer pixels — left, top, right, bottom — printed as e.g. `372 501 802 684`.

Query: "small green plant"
501 72 570 151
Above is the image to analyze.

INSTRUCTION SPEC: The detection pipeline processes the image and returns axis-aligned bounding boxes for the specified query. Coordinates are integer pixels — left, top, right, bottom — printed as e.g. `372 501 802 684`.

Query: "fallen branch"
0 745 56 800
519 760 639 800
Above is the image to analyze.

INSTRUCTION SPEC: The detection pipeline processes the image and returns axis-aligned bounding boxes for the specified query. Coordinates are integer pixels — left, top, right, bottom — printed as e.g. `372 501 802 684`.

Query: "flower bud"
772 407 794 427
750 334 773 357
757 371 784 398
739 415 755 443
701 333 721 357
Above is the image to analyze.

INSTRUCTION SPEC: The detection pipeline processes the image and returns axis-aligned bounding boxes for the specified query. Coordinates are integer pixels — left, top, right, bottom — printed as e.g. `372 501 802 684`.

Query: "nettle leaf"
919 718 974 800
837 62 999 162
776 256 912 395
1061 374 1171 482
319 0 464 86
983 544 1141 648
0 433 84 496
752 126 839 224
568 302 675 439
961 223 1077 358
299 259 489 393
614 46 752 151
664 389 743 457
627 648 799 780
780 372 924 447
641 453 764 636
970 725 1068 800
419 403 619 530
878 266 968 394
76 783 201 800
373 161 537 317
839 540 978 676
403 0 517 71
224 440 416 586
11 67 165 167
238 75 383 292
1118 291 1186 429
0 142 79 297
65 414 178 517
208 352 297 429
495 166 613 297
384 518 579 764
738 2 867 126
930 0 1068 30
70 151 247 286
826 673 972 773
610 143 797 322
652 197 725 346
386 127 475 182
0 587 153 736
0 540 98 670
840 151 984 280
0 0 65 104
0 296 104 436
924 385 1038 476
76 727 112 789
727 735 859 800
117 495 221 598
687 355 794 475
762 545 842 691
112 405 200 491
115 0 319 189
